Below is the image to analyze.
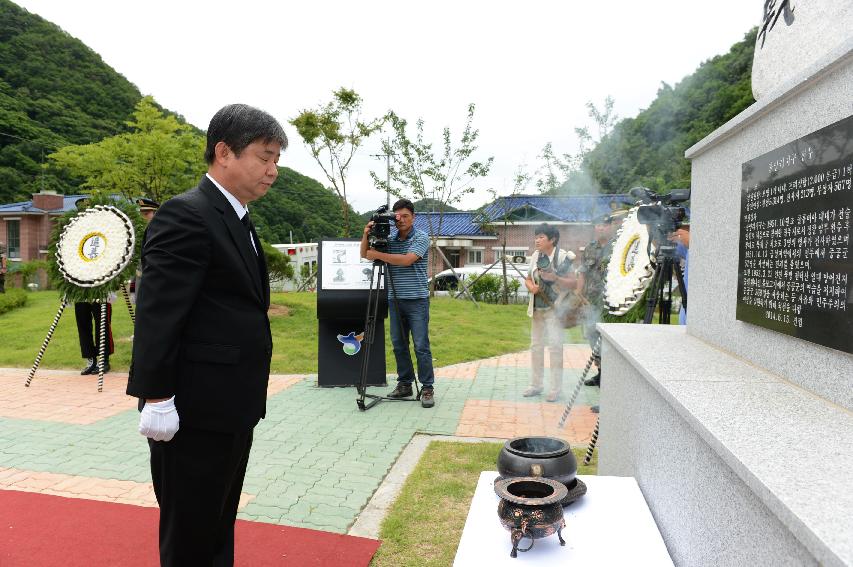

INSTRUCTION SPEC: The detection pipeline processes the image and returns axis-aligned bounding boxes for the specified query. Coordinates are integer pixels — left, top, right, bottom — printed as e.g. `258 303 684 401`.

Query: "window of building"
504 248 529 260
6 220 20 259
491 248 530 264
467 249 483 264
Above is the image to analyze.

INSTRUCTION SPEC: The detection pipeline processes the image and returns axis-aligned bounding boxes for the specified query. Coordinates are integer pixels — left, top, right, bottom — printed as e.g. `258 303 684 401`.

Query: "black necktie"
241 213 256 254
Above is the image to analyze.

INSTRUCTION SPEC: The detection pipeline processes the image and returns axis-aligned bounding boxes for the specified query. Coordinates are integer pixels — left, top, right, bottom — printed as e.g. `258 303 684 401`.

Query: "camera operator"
360 198 436 408
668 225 690 324
523 223 577 402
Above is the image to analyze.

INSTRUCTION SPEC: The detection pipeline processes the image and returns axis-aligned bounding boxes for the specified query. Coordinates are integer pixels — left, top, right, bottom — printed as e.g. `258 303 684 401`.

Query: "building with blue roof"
413 194 635 276
0 191 85 262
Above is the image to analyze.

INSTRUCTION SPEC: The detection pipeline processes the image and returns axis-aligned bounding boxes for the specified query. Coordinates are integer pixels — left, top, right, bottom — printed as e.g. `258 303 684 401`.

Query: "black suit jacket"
127 176 272 432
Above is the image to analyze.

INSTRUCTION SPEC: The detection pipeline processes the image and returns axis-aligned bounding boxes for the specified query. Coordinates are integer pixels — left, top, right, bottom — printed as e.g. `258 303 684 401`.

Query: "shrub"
0 288 27 315
261 241 295 282
466 273 521 304
8 259 49 289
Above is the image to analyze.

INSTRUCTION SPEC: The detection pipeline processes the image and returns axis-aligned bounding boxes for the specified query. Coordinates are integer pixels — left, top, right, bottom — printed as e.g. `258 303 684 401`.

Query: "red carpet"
0 490 380 566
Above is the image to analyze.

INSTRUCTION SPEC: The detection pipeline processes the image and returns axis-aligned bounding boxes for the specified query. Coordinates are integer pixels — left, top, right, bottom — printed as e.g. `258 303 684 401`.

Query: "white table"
453 472 674 566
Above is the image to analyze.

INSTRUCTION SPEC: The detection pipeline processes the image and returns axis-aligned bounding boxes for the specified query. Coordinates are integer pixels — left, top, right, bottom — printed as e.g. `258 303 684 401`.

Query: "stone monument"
597 3 853 566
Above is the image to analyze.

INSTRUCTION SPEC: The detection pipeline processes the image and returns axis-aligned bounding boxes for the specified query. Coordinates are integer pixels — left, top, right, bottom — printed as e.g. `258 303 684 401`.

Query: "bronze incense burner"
494 477 568 558
497 436 587 506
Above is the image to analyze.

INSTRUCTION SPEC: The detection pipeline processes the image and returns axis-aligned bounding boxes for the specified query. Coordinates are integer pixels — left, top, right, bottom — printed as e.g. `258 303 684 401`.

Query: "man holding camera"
523 223 577 402
360 198 435 408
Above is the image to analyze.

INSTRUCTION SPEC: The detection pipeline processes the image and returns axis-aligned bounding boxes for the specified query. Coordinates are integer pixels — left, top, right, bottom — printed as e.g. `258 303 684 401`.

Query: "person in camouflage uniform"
577 213 619 386
0 243 7 293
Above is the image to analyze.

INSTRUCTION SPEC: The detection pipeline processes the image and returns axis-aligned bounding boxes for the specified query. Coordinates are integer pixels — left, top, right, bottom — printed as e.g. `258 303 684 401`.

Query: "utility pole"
385 151 391 208
371 143 394 208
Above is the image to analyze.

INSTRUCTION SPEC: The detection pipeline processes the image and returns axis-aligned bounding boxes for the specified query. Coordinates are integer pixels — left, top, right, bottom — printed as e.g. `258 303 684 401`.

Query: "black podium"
316 239 387 387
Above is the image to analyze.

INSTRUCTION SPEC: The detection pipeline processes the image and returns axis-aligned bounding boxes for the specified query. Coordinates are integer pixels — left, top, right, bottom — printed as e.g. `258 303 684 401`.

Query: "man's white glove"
139 396 180 442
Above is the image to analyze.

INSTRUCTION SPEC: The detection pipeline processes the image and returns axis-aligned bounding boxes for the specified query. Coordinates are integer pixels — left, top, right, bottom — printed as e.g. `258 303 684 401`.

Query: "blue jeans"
388 298 434 388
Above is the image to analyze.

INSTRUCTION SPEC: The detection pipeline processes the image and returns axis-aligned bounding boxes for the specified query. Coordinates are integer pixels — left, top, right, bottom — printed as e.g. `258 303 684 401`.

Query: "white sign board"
320 240 383 291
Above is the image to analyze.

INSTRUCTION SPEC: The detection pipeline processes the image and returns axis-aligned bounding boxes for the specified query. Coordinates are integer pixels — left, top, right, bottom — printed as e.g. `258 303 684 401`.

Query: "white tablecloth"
453 472 673 566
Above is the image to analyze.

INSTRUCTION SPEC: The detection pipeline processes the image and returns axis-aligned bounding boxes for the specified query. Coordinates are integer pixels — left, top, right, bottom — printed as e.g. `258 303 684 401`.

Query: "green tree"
250 166 355 244
0 0 151 201
48 97 205 202
290 88 384 236
474 167 530 304
582 29 757 194
261 241 294 282
536 96 618 194
371 103 493 292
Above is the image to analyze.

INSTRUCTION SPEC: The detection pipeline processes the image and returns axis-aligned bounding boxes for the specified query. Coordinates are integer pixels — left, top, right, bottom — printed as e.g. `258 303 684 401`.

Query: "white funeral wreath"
55 205 136 287
604 207 654 316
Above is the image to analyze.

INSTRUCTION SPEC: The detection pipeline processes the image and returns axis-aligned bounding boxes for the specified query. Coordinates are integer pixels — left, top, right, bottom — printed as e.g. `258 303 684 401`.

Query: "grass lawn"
370 441 598 567
0 291 587 373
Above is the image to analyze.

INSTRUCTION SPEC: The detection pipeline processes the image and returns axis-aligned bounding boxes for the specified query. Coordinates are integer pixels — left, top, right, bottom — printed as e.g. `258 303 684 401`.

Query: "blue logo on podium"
337 331 365 356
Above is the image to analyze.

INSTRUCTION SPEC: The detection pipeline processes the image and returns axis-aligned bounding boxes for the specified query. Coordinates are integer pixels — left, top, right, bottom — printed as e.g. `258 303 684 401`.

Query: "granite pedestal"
597 31 853 567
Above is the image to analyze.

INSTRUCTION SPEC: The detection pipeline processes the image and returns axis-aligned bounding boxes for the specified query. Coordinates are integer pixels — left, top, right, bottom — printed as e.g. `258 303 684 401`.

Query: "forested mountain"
580 28 757 194
0 0 147 201
0 0 351 241
253 167 354 242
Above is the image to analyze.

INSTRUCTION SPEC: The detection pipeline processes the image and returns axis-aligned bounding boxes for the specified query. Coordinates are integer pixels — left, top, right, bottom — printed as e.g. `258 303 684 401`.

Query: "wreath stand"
24 201 143 392
25 283 136 392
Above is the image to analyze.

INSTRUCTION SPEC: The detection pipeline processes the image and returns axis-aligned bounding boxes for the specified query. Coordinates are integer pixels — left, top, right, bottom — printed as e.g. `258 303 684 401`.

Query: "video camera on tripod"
630 186 690 258
356 203 422 411
627 186 690 324
367 205 397 251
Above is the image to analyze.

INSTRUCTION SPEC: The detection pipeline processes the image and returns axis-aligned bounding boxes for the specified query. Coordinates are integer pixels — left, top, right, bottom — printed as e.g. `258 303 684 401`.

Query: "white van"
429 264 530 301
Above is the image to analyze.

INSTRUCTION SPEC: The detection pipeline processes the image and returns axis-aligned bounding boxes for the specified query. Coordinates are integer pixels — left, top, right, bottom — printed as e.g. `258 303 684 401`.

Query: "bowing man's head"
206 104 288 206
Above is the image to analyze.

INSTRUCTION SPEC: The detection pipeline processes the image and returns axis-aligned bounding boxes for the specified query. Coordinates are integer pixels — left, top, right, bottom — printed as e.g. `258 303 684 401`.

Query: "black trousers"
149 426 253 567
74 302 113 360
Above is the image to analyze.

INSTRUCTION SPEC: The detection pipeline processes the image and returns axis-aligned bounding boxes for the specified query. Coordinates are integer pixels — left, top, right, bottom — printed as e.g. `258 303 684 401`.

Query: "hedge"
0 288 28 315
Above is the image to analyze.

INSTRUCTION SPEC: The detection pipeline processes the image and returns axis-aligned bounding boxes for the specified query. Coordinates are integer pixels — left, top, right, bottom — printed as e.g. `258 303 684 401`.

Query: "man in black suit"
127 104 286 566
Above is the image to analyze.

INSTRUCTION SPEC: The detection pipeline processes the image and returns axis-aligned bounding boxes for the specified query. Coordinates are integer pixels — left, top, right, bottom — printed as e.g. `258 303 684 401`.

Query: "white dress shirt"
206 173 257 254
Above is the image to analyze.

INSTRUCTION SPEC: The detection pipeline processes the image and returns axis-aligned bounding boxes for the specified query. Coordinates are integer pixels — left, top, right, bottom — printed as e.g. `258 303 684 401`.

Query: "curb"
347 433 504 539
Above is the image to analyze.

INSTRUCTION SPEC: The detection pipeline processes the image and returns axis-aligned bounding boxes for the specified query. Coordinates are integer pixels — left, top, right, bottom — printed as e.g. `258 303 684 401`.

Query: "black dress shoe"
583 372 601 387
387 383 413 398
82 359 110 375
80 359 96 375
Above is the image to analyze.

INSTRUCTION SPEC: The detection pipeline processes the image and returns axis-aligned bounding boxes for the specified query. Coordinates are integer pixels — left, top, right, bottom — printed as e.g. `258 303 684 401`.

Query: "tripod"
642 242 687 324
356 259 422 411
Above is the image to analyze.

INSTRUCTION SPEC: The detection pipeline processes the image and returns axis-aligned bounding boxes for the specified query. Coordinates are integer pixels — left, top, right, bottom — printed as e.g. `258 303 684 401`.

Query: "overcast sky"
16 0 761 212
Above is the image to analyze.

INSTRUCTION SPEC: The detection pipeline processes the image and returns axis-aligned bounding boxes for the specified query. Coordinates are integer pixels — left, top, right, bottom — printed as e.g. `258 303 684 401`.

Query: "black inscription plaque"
737 114 853 353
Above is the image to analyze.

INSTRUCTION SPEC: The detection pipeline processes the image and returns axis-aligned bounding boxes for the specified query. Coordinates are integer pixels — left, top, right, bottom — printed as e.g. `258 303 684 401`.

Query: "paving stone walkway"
0 344 597 534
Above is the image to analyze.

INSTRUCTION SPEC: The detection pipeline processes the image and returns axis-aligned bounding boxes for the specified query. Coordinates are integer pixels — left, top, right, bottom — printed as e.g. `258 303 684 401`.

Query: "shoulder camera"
368 205 397 251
